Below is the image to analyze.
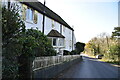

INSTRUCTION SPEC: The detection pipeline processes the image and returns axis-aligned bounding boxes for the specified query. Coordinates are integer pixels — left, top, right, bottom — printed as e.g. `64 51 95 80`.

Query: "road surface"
56 56 119 79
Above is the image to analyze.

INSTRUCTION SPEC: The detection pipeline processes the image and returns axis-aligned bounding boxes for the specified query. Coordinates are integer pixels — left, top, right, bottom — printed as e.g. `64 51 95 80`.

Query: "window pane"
53 38 56 46
52 20 55 28
26 8 29 20
59 38 64 46
22 4 27 20
26 8 34 21
29 9 33 20
34 11 38 24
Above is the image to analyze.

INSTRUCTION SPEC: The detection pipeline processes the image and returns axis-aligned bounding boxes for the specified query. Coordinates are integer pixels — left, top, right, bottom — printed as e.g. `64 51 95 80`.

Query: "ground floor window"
48 37 64 47
53 38 57 46
59 38 64 46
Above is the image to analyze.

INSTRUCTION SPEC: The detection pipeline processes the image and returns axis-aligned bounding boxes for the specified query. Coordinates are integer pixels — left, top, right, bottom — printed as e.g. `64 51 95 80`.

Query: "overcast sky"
38 0 118 43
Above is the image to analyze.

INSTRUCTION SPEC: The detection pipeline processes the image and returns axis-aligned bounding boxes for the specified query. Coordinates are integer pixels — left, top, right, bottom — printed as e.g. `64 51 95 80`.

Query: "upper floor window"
63 26 65 32
22 4 37 24
51 20 55 29
34 11 38 24
26 7 34 21
22 4 27 20
60 24 62 34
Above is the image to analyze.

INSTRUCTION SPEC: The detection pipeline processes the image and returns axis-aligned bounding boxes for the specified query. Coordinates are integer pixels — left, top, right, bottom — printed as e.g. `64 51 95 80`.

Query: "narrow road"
56 56 119 79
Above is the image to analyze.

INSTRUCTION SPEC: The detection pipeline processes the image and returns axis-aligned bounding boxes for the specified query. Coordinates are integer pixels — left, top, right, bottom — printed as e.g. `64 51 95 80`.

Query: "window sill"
53 46 57 47
25 20 34 24
53 46 65 48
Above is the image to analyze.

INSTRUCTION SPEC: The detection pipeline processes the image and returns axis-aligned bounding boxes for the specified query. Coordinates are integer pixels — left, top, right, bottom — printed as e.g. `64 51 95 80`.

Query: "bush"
70 50 77 55
76 42 85 54
2 4 25 79
2 4 56 79
22 28 56 57
63 50 70 55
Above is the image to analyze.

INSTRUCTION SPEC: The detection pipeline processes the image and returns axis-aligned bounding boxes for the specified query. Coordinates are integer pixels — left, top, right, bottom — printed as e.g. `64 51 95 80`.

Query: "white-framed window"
22 4 38 24
60 24 62 34
26 7 34 21
58 38 64 46
22 4 27 20
51 20 55 28
63 26 65 32
53 38 57 46
49 38 65 47
33 11 38 24
48 38 57 46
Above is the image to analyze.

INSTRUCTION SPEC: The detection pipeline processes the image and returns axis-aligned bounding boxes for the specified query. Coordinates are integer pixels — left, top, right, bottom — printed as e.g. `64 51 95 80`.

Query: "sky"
38 0 119 43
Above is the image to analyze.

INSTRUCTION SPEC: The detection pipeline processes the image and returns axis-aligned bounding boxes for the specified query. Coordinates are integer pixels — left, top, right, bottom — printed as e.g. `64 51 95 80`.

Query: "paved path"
56 56 119 79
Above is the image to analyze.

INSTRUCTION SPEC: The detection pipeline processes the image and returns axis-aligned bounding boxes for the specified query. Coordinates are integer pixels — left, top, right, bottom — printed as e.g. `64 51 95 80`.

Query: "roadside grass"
99 57 120 66
86 54 120 66
105 61 120 65
86 54 96 58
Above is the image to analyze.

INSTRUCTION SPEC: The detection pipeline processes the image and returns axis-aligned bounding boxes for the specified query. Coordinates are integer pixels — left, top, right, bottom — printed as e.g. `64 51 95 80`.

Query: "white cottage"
2 0 76 55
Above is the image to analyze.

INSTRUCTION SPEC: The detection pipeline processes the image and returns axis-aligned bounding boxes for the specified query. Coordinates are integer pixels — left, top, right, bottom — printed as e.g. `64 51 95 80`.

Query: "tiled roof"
21 1 74 31
47 29 65 38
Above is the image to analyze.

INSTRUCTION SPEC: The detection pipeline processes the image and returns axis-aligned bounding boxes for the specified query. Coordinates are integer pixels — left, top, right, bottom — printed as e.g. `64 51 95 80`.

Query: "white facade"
2 0 76 55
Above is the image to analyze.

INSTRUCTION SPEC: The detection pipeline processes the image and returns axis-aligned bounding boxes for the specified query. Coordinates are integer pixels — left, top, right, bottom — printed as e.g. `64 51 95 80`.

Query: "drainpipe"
42 0 46 34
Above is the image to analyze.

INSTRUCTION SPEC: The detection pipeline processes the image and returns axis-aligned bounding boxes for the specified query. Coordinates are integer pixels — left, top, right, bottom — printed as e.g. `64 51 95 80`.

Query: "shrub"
63 50 70 55
22 28 56 57
76 42 85 54
70 50 77 55
2 4 25 79
2 4 56 79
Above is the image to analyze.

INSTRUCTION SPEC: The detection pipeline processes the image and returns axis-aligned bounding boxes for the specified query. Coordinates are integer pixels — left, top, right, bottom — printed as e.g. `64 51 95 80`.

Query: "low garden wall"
33 55 82 79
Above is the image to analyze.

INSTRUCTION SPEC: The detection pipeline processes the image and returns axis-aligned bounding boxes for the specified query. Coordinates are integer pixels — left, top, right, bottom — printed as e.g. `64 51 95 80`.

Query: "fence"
33 55 80 71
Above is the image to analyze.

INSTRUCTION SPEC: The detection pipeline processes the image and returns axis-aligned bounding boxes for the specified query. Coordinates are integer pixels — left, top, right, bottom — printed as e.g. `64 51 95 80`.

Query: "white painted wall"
3 0 76 54
8 1 43 32
24 12 43 32
54 21 60 33
44 16 52 35
44 17 64 55
44 17 61 35
62 26 73 51
73 32 76 50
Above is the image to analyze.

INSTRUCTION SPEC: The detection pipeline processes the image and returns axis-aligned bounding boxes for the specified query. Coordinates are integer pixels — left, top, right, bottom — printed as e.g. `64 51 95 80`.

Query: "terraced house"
2 0 76 55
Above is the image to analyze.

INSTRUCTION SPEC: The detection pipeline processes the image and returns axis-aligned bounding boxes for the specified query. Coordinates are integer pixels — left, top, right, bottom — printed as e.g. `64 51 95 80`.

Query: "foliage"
112 27 120 38
108 44 119 61
63 50 70 55
64 42 85 55
17 28 56 79
21 28 56 57
85 31 119 62
70 50 77 55
85 33 110 56
106 61 120 65
2 4 25 48
2 4 56 79
76 42 85 54
2 4 25 79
